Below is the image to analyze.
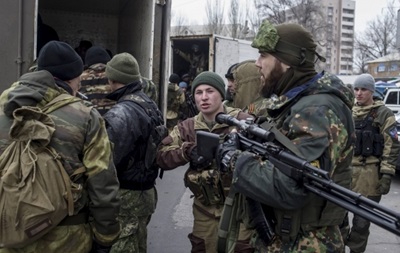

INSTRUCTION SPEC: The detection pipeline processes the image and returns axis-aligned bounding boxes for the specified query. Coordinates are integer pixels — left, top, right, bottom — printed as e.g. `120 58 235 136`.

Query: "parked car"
383 88 400 114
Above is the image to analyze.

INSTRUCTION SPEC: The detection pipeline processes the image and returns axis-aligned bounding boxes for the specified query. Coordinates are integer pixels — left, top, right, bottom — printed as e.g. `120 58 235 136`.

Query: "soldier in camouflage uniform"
166 73 186 131
217 21 355 252
157 72 254 253
79 46 114 115
0 41 120 253
141 77 159 104
340 74 400 253
104 53 163 253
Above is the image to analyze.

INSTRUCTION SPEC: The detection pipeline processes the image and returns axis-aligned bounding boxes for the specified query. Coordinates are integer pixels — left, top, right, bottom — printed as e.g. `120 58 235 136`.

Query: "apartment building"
285 0 355 75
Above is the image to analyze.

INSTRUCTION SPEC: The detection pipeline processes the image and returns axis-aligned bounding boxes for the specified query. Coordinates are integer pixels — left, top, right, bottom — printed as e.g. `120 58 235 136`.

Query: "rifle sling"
259 121 304 159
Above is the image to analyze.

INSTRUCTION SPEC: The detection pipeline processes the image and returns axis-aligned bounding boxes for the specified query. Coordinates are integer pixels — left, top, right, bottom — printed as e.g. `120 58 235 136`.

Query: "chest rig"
354 108 384 158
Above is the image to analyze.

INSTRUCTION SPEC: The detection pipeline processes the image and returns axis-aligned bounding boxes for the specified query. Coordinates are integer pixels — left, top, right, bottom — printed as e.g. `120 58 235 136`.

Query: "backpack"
0 94 83 248
121 91 168 172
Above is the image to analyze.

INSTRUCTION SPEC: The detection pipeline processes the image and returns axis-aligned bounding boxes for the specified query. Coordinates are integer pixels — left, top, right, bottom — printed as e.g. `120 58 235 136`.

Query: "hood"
267 72 354 114
2 70 65 117
106 80 142 101
233 60 262 109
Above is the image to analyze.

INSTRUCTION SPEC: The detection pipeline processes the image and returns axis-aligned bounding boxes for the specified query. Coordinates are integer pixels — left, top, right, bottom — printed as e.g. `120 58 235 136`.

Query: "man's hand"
216 131 241 172
376 174 392 195
189 146 212 170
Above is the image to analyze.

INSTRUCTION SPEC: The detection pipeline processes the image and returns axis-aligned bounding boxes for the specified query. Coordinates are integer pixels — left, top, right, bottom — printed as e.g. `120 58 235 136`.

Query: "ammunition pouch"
354 109 383 158
184 168 225 206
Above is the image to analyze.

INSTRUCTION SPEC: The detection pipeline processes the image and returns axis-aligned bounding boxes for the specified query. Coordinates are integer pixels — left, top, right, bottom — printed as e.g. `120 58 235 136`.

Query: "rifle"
185 92 199 117
196 112 400 237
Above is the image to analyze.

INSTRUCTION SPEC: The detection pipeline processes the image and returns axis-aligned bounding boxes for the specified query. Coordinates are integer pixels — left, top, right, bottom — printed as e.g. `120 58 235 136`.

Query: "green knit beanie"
191 71 225 100
106 52 141 84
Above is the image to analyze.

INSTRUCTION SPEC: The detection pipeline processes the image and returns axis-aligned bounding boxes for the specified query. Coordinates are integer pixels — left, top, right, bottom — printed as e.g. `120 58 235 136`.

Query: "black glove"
189 146 212 170
91 240 112 253
216 132 241 172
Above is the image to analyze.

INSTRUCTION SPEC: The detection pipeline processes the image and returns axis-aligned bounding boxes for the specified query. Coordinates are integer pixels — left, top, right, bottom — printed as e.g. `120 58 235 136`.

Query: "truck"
170 34 259 84
0 0 172 114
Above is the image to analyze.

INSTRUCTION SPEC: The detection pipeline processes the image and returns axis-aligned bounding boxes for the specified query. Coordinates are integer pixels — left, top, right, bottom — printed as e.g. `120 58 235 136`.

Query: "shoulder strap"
217 189 240 253
259 121 304 158
42 94 82 114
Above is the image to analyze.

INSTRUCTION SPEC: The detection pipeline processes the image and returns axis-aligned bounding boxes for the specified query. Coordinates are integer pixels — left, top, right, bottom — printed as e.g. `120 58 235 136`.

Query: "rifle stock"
196 113 400 236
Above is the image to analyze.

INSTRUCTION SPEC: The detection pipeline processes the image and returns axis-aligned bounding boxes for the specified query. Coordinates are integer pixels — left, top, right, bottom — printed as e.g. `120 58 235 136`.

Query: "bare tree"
253 0 329 46
205 0 225 34
228 0 240 38
171 10 189 35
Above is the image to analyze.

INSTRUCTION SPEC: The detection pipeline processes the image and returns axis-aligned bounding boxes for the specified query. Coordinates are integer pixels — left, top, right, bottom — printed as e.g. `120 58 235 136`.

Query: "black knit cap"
169 73 180 83
37 41 83 81
85 46 111 67
225 63 238 79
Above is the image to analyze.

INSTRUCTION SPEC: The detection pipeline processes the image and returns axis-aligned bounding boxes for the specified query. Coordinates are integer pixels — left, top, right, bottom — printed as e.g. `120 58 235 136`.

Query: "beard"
261 61 285 98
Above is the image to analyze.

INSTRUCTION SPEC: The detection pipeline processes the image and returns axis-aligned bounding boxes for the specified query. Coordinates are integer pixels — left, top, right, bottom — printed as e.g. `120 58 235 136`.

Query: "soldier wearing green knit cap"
215 20 356 252
157 71 254 252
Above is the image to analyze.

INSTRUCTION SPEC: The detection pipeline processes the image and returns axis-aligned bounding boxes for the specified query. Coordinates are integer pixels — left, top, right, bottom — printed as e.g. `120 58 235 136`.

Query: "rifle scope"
215 113 275 142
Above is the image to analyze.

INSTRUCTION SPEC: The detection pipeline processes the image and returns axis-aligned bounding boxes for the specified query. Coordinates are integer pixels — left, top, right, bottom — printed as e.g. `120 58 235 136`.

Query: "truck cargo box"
0 0 171 110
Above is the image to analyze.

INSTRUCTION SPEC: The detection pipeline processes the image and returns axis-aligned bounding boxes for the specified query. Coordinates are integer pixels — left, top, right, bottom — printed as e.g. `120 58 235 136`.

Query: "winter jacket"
232 71 355 240
104 81 161 190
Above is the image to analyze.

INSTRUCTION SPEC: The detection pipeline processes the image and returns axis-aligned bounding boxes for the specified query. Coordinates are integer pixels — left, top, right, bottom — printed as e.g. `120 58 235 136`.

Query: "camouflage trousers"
341 195 381 253
110 187 157 253
0 224 92 253
252 225 344 253
190 203 253 253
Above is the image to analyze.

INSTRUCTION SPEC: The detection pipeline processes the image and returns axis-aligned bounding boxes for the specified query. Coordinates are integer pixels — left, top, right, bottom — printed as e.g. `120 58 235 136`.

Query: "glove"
376 174 392 195
91 240 112 253
189 146 212 170
216 132 241 172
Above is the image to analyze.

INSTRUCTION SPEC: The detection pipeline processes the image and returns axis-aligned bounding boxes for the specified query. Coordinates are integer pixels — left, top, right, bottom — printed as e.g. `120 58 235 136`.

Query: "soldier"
216 20 355 252
166 73 186 131
231 60 268 117
156 71 254 253
174 44 208 79
103 53 165 253
79 46 114 115
341 73 400 253
0 41 120 253
142 77 159 104
223 63 238 108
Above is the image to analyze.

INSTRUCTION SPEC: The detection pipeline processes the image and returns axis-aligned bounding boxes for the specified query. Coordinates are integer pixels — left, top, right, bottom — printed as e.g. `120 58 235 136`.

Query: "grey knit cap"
353 73 375 92
106 52 141 84
191 71 225 100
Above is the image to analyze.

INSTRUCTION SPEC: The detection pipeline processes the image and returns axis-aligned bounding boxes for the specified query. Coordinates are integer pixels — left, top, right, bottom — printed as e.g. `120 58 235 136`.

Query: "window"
386 91 398 105
390 63 398 72
377 64 386 72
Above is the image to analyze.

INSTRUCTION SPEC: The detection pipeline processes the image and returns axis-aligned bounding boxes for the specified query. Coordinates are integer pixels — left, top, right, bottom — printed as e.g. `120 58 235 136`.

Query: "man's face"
354 87 374 106
194 84 223 116
255 52 286 97
227 78 236 94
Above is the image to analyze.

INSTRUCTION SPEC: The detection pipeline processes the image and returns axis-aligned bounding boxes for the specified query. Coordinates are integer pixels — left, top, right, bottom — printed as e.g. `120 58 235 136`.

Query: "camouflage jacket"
232 72 355 237
142 77 158 104
156 106 251 216
79 63 115 115
0 70 120 245
166 83 185 120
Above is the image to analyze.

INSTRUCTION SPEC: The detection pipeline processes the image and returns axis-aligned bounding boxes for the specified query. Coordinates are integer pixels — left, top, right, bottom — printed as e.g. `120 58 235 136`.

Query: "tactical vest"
354 108 384 157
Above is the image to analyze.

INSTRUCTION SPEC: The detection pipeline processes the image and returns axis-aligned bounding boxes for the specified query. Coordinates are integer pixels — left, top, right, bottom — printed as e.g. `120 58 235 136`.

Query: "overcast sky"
171 0 398 34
